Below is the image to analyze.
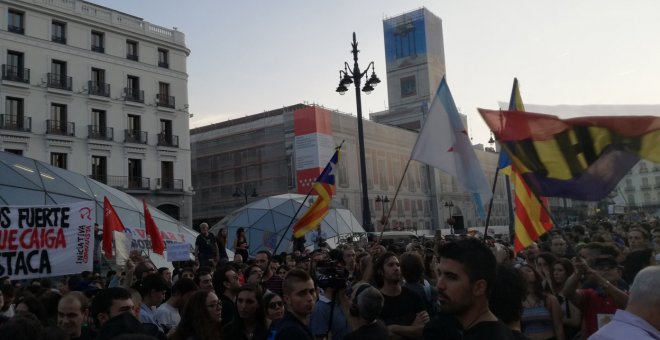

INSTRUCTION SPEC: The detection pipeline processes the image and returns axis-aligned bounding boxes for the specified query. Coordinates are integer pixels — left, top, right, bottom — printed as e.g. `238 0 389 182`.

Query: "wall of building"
0 0 192 225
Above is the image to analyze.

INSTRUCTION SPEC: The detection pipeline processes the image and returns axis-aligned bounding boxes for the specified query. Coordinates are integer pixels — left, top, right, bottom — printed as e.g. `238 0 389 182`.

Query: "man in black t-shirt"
374 252 428 339
274 269 316 340
424 238 515 340
195 222 218 268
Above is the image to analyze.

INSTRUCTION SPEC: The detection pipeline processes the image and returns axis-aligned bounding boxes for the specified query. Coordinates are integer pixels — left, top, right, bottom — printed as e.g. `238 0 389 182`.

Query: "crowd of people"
0 217 659 340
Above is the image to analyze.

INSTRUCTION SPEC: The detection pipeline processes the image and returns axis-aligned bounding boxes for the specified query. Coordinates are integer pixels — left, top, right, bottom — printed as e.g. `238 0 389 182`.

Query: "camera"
316 260 349 291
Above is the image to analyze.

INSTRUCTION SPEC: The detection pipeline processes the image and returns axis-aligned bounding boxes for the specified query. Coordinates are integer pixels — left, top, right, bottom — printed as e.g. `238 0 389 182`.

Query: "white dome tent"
210 193 365 256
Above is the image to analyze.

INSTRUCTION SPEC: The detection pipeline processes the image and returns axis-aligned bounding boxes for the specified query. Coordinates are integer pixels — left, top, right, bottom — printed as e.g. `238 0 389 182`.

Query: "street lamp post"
376 195 389 230
336 32 381 232
444 201 454 233
233 186 258 205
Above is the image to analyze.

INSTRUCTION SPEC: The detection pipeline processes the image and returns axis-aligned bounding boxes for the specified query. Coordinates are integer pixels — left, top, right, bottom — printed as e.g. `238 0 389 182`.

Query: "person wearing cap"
562 256 629 337
589 265 660 339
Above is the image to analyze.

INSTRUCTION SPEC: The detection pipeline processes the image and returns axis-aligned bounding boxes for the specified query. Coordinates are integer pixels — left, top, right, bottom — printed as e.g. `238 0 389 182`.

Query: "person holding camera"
309 269 351 340
344 283 389 340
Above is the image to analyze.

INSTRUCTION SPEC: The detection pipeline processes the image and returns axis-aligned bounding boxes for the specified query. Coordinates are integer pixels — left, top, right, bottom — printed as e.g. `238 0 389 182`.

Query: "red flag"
143 199 165 255
103 197 126 259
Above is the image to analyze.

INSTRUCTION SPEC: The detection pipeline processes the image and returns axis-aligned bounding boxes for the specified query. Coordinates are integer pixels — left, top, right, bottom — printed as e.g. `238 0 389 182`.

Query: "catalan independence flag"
496 78 525 175
293 149 340 238
512 164 553 253
479 108 660 201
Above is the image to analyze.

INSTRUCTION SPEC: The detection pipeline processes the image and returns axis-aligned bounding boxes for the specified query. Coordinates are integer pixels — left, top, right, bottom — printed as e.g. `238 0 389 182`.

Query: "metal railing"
158 61 169 68
88 81 110 97
2 65 30 83
0 114 31 132
8 25 24 34
156 94 175 108
124 129 148 144
126 53 138 61
157 133 179 147
88 125 113 141
92 45 104 53
124 87 144 103
47 73 72 91
157 178 183 191
52 35 66 44
46 119 75 136
89 175 150 190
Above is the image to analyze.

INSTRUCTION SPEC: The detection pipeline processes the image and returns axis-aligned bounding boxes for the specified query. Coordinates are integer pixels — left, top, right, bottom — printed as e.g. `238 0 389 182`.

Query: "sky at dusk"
92 0 660 146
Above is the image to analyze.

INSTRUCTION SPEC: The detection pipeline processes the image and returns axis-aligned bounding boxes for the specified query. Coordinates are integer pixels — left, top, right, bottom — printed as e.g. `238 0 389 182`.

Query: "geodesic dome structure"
0 151 198 269
210 193 365 256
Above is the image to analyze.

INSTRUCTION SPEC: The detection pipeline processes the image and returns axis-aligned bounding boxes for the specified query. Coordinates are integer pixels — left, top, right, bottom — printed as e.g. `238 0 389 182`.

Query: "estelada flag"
143 199 165 255
102 196 125 259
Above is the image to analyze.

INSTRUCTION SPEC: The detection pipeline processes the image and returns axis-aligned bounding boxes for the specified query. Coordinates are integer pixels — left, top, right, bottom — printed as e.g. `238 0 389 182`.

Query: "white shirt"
154 302 180 330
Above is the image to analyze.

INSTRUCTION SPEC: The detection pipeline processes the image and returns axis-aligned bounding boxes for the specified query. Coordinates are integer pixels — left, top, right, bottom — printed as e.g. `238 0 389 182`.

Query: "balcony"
88 125 113 141
640 184 652 191
0 114 31 132
47 73 72 91
8 25 24 34
124 87 144 103
156 94 175 109
2 65 30 83
89 175 150 190
124 129 148 144
157 133 179 147
46 120 75 136
158 61 169 68
88 81 110 97
91 45 104 53
52 35 66 44
126 53 138 61
157 178 183 192
624 185 635 192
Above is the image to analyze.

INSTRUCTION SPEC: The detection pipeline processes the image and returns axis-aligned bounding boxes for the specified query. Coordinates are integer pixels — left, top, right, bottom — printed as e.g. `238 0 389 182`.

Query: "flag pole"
483 167 500 239
378 158 412 241
272 141 344 255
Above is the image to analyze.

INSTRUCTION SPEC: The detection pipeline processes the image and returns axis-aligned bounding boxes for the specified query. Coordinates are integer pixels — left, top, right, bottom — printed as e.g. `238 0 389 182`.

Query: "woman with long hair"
263 292 284 325
551 259 581 340
534 252 558 293
216 228 229 261
519 264 565 340
223 284 268 340
170 290 223 340
234 228 249 261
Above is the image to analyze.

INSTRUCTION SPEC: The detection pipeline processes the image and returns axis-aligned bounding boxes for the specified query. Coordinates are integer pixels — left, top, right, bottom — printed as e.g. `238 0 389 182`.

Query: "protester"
214 265 240 326
256 250 284 297
373 251 428 339
170 290 223 340
309 269 351 340
57 291 95 340
216 227 230 262
154 278 197 332
136 273 169 332
489 264 528 340
196 223 219 268
518 264 565 340
273 269 316 340
264 292 285 325
551 258 581 339
194 269 214 293
224 284 269 340
401 251 437 317
425 238 514 340
234 227 250 261
90 287 135 327
344 283 389 340
589 265 660 339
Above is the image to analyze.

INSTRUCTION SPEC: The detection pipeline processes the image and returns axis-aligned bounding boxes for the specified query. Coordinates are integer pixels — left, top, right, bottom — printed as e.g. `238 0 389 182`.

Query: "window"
4 149 22 155
161 161 174 189
127 114 141 131
4 50 27 83
3 97 25 130
126 114 144 143
52 21 66 44
157 82 174 108
91 156 107 183
90 109 107 139
49 103 68 134
159 82 170 97
8 9 24 34
160 119 172 135
89 68 108 96
158 48 169 68
400 76 417 98
127 75 139 90
91 31 104 53
125 75 142 102
128 158 142 188
49 60 70 90
126 40 138 61
50 153 67 169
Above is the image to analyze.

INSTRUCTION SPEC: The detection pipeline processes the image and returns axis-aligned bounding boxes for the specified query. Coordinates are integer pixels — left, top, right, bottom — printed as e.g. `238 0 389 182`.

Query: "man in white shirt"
154 278 197 332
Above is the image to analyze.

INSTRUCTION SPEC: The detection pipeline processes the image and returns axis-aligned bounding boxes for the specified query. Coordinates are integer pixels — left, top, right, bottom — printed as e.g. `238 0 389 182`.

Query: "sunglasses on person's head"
268 301 283 309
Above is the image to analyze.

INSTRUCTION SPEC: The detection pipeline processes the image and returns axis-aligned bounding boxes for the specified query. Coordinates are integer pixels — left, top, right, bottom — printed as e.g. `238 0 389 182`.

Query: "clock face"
401 76 417 97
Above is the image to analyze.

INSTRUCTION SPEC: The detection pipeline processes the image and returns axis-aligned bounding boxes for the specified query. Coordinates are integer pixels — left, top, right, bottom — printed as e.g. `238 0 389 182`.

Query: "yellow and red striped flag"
293 149 340 238
512 165 553 253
